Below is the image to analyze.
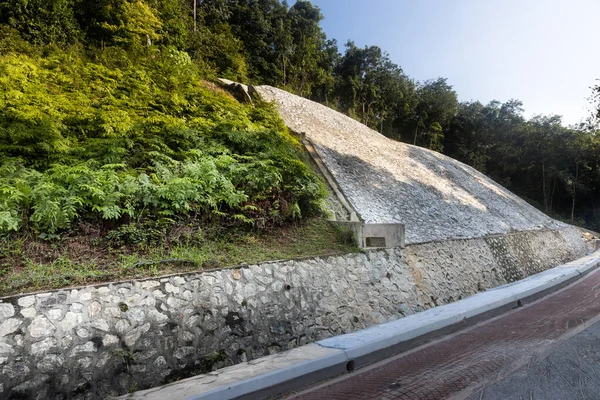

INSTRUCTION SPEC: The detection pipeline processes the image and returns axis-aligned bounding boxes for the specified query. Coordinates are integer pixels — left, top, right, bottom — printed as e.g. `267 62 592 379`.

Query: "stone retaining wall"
0 227 587 399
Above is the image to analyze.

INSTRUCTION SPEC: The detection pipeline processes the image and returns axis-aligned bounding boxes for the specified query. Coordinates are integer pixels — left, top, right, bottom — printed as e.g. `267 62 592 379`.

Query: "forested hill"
2 0 600 229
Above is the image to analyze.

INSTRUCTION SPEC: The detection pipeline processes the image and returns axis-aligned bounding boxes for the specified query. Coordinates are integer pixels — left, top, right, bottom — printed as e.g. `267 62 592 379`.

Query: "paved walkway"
288 268 600 400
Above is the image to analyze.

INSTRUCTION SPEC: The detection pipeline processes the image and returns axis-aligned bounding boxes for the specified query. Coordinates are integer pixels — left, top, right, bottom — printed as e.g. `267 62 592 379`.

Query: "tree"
522 115 565 212
334 41 412 134
118 0 163 46
411 78 458 150
284 0 326 96
186 23 248 81
309 38 339 106
445 101 487 169
147 0 189 48
225 0 289 84
0 0 83 46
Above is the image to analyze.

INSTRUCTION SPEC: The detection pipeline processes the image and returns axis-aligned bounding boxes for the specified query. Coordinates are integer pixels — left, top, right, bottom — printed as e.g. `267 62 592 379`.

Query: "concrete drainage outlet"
366 237 386 248
346 360 355 373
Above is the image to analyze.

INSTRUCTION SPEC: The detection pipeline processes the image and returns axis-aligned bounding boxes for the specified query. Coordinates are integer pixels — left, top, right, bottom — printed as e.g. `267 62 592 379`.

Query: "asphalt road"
465 317 600 400
286 267 600 400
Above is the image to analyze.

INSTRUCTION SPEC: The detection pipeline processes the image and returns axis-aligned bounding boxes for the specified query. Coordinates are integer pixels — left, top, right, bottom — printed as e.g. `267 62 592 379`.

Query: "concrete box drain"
366 237 387 248
334 222 405 249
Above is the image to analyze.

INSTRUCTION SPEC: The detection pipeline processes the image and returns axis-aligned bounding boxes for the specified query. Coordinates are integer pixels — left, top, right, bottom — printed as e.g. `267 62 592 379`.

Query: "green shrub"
0 47 326 234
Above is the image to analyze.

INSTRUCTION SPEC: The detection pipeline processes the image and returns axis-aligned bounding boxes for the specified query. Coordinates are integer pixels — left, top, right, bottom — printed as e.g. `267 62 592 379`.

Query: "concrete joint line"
300 136 360 222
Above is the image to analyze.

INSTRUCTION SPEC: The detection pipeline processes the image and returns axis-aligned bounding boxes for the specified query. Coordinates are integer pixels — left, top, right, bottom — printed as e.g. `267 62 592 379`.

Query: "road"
285 267 600 400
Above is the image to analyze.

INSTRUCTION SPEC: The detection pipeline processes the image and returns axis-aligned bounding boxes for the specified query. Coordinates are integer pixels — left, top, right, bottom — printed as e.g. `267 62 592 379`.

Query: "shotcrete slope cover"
255 85 567 244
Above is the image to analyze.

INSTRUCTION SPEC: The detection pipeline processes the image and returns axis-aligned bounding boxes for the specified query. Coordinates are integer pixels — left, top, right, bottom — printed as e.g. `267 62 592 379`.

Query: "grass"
0 218 358 297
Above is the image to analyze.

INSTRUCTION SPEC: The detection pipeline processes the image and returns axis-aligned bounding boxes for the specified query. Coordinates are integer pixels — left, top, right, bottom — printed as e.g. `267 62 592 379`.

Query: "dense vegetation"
0 33 326 235
0 1 348 293
1 0 600 234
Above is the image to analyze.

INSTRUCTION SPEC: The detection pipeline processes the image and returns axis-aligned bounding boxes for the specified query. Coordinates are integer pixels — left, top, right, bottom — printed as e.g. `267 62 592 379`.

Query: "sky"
305 0 600 126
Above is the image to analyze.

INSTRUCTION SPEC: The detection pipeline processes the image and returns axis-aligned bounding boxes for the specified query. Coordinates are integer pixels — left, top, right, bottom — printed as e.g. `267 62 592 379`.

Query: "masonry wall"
0 226 587 399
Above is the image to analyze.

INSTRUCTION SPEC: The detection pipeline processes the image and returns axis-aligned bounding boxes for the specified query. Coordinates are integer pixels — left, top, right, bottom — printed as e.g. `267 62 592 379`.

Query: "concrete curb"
189 347 348 400
122 251 600 400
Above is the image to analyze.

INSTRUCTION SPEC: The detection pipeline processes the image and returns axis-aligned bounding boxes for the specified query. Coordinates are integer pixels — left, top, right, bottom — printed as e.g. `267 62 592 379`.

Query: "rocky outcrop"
217 78 254 104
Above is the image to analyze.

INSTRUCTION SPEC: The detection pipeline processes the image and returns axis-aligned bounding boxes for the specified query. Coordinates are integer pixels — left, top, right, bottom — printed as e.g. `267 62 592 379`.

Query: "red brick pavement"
290 268 600 400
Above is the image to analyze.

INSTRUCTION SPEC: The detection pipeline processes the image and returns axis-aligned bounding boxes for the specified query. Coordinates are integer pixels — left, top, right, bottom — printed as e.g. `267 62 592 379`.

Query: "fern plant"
0 47 326 235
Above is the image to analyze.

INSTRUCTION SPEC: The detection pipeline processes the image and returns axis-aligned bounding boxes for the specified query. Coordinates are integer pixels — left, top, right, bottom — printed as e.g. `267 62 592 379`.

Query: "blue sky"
305 0 600 125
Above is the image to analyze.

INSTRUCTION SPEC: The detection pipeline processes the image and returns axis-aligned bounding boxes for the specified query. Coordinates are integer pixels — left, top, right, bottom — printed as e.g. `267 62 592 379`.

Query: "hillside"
0 48 357 296
256 85 576 245
0 0 593 294
0 49 327 233
1 0 600 228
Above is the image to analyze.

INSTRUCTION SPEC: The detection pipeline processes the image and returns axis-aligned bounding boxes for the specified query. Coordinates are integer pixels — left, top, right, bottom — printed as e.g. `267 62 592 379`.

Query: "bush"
0 47 326 234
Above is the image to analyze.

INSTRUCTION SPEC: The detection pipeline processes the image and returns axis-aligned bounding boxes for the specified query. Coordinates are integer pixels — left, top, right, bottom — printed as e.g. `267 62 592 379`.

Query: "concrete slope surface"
255 85 566 244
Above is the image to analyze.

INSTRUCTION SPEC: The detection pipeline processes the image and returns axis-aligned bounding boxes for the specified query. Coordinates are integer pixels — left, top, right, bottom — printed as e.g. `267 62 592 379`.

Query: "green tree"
146 0 189 48
225 0 289 84
284 1 326 96
334 41 412 133
118 0 163 46
0 0 82 46
411 78 458 150
309 38 340 106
